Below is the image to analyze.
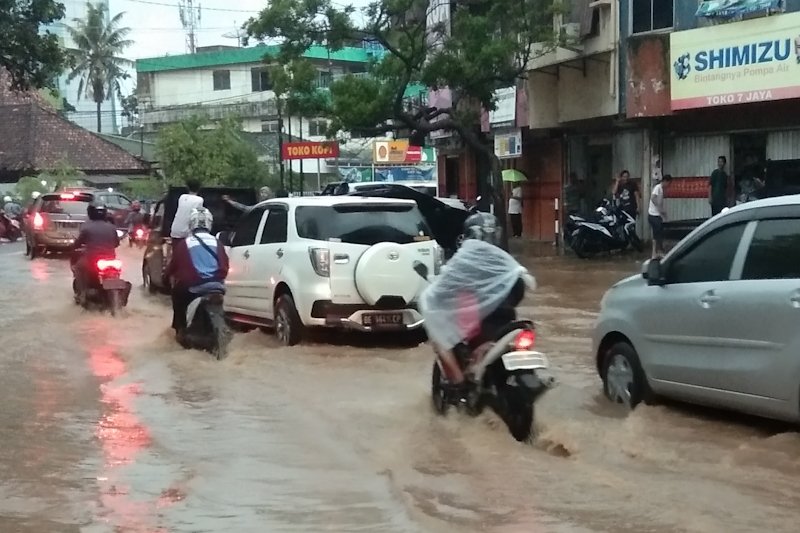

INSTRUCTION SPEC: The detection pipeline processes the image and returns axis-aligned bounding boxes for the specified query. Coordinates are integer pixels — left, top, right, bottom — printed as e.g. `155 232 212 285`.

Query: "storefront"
626 10 800 226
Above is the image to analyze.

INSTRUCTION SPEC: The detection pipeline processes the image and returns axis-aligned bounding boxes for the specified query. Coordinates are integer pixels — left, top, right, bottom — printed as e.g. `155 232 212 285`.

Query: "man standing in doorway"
508 184 523 238
614 170 641 220
648 174 672 259
709 155 729 216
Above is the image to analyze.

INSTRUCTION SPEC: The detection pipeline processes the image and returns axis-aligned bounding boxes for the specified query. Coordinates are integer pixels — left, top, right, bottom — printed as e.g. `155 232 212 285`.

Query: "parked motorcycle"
129 225 148 248
178 284 231 360
414 247 555 442
568 198 643 258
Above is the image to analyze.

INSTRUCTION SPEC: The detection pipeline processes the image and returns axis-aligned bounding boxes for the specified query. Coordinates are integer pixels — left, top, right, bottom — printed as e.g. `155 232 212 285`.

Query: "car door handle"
276 248 283 258
243 250 250 259
699 291 720 307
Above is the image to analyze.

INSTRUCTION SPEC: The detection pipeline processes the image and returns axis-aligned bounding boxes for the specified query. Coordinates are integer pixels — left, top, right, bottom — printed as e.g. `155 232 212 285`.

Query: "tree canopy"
156 117 277 189
1 0 67 90
246 0 557 242
66 2 133 132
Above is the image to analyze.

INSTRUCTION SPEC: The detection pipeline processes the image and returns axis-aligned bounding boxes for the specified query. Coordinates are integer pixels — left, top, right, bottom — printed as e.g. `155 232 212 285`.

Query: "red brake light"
97 259 122 271
60 193 75 200
513 329 536 351
135 229 144 237
33 212 44 229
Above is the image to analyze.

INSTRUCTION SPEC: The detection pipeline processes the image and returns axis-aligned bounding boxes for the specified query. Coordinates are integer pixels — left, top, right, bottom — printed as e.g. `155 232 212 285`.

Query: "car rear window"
295 204 432 245
40 196 91 215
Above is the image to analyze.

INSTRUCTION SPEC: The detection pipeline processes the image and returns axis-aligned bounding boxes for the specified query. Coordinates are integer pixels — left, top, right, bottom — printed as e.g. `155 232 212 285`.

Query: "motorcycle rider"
3 196 22 218
124 200 147 236
166 207 229 342
420 212 531 402
72 202 120 303
221 186 273 213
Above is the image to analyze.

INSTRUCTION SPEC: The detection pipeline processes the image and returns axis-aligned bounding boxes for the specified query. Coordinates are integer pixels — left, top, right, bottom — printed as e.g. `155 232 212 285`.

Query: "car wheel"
602 342 652 409
274 294 304 346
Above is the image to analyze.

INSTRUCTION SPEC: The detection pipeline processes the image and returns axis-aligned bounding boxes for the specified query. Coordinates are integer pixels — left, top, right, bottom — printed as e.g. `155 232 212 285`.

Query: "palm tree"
66 2 133 133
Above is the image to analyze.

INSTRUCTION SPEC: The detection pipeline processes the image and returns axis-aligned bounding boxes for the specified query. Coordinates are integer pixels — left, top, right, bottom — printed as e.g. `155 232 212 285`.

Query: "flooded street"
1 241 800 532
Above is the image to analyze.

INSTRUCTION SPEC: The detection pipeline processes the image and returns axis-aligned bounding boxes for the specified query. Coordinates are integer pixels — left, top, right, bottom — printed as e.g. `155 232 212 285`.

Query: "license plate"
102 278 128 290
502 351 549 371
362 312 403 327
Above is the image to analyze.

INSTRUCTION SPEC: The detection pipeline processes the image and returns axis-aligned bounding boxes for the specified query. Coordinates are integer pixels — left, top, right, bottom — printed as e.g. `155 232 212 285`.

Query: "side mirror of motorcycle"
412 260 429 281
643 258 666 286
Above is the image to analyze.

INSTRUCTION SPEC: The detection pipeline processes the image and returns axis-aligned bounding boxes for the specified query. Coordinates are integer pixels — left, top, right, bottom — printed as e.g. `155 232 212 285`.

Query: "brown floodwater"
0 242 798 532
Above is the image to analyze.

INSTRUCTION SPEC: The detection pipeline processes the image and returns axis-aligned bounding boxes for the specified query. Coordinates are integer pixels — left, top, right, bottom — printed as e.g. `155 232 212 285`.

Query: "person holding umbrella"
502 169 527 238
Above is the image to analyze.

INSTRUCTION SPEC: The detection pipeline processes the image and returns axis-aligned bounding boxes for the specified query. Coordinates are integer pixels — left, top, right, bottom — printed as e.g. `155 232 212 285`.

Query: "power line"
116 0 261 13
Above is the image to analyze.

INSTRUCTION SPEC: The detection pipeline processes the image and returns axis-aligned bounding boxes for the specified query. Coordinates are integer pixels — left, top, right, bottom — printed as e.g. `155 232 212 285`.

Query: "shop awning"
696 0 782 18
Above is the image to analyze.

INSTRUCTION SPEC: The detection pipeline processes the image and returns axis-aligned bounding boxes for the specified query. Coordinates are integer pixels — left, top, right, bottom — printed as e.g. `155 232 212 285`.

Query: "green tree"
66 2 133 132
123 176 165 200
246 0 558 246
1 0 67 90
121 87 138 127
156 116 276 189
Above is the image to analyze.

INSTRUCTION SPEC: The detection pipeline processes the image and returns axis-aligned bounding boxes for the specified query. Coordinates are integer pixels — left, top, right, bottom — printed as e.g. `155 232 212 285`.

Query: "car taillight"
33 212 44 230
513 329 536 351
97 259 122 271
309 247 330 277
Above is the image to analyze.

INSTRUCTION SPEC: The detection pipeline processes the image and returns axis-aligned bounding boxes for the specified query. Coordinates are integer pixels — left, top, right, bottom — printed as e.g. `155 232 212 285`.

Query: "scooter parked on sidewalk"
568 198 643 258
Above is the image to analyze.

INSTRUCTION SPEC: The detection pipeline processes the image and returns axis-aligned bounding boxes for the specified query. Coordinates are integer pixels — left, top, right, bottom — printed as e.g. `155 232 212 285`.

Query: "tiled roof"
0 70 149 175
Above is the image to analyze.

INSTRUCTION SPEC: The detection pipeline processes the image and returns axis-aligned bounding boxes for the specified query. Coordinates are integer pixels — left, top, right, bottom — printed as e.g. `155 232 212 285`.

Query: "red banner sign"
281 141 339 160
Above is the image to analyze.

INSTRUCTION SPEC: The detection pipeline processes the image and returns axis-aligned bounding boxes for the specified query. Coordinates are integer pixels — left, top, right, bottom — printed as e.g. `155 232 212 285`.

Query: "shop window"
632 0 673 33
251 68 272 92
212 70 231 91
261 120 280 133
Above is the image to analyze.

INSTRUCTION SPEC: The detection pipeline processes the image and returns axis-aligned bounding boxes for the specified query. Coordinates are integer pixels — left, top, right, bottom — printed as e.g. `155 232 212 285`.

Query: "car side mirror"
644 258 666 286
216 231 233 247
412 260 429 281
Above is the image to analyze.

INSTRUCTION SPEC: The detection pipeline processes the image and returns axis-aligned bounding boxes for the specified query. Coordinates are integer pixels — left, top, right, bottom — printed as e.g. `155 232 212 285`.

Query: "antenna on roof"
222 21 246 48
178 0 202 53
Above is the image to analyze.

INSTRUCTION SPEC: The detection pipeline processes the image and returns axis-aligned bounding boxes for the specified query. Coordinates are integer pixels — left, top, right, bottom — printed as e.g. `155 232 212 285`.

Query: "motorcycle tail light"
513 329 536 351
33 212 44 230
135 228 144 237
97 259 122 271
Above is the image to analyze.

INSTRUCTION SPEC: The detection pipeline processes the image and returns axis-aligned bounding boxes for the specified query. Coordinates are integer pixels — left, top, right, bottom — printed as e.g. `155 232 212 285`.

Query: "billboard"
670 12 800 110
281 141 339 160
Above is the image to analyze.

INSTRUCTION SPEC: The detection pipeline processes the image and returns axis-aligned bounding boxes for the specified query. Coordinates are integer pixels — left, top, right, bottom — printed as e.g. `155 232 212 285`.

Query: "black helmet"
463 212 501 245
87 201 108 221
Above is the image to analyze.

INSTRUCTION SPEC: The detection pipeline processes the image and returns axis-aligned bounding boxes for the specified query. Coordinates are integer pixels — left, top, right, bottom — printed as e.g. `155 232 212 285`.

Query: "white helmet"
258 186 273 201
3 196 11 203
188 207 213 232
31 191 41 199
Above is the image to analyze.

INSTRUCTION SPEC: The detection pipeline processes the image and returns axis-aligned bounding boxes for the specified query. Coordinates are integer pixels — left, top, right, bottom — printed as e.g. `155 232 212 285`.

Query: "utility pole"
178 0 201 53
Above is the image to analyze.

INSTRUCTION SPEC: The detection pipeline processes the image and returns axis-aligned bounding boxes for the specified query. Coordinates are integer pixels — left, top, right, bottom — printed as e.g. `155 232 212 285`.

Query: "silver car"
594 195 800 422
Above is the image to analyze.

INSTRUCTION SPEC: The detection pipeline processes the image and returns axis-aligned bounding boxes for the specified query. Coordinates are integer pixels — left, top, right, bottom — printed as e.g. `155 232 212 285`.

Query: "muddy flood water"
1 241 799 533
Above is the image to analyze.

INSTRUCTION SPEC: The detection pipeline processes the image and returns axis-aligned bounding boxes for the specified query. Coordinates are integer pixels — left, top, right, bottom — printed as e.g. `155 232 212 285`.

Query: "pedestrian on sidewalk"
613 170 641 221
508 184 523 238
709 155 729 216
648 174 672 259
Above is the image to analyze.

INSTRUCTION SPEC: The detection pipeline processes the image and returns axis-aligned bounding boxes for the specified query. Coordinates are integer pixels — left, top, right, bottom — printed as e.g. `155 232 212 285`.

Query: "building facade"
136 44 384 180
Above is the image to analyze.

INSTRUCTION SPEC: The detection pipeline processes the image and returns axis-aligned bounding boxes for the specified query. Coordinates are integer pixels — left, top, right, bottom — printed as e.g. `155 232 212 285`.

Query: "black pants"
171 286 194 331
510 214 522 237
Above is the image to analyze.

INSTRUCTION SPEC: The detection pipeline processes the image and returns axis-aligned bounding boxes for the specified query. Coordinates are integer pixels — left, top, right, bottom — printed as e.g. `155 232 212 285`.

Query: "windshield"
295 204 431 245
40 197 90 215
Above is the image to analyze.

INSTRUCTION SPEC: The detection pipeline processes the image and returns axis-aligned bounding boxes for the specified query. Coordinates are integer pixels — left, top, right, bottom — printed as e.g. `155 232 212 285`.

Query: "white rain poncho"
419 239 534 350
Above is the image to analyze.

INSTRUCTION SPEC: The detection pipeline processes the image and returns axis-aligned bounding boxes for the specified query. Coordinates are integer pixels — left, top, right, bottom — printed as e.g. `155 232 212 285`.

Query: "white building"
135 43 385 177
46 0 119 134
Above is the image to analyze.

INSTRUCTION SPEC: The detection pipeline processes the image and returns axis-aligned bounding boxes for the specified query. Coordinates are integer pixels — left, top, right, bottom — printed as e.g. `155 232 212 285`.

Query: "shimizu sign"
281 141 339 160
670 12 800 110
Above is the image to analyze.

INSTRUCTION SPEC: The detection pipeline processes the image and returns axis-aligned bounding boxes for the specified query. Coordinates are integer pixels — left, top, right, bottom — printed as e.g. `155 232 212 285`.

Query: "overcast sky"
109 0 368 60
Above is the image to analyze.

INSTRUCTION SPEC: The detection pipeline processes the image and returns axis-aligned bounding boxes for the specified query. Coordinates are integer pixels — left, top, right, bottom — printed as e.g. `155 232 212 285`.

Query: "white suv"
221 196 442 345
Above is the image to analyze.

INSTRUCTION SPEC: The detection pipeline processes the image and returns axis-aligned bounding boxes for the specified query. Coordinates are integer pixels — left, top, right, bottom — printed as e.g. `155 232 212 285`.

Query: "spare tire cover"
354 242 421 306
